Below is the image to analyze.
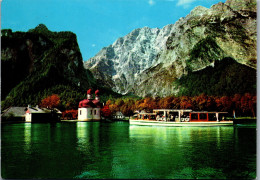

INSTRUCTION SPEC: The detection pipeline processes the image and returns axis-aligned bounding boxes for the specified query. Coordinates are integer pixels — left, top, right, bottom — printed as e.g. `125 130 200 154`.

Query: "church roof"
79 89 102 108
92 99 103 108
79 99 96 108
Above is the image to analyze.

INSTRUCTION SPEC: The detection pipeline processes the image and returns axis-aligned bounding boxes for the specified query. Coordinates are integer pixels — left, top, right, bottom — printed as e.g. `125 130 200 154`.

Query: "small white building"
78 89 103 121
113 111 125 120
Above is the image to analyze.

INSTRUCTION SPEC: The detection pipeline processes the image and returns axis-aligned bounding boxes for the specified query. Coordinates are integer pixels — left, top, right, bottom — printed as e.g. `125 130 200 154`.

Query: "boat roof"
153 109 192 112
190 111 228 114
138 113 157 115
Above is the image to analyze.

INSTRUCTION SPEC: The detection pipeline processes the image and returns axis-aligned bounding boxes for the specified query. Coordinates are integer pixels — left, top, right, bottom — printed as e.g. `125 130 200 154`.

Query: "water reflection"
76 122 100 155
23 123 32 153
128 125 237 179
1 122 256 179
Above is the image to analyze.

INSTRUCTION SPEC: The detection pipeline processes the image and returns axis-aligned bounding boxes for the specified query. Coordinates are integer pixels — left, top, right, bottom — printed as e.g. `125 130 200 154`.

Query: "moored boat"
130 109 233 126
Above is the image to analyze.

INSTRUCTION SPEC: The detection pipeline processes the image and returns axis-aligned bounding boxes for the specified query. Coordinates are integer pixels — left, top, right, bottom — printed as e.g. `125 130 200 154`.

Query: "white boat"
129 120 233 126
130 109 233 126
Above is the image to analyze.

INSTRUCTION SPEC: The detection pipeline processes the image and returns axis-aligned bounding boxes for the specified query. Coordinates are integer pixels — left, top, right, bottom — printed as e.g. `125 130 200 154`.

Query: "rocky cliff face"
85 0 256 97
85 25 175 94
1 24 96 108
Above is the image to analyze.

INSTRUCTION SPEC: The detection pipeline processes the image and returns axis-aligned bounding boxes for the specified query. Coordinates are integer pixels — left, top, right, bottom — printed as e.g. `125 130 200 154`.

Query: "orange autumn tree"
180 96 193 109
40 94 60 108
138 97 157 111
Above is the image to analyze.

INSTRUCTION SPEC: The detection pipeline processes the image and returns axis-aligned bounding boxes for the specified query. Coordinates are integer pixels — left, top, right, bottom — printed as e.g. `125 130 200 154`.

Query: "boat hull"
129 120 233 126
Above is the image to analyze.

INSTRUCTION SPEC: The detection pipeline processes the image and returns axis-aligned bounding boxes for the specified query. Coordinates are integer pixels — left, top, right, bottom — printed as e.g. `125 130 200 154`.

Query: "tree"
115 99 124 106
62 109 78 120
109 104 118 114
172 97 180 109
180 96 193 109
232 94 242 116
206 96 216 111
159 96 174 109
240 93 256 117
195 93 208 111
215 96 232 112
40 94 60 108
106 99 112 106
101 105 112 118
138 97 157 111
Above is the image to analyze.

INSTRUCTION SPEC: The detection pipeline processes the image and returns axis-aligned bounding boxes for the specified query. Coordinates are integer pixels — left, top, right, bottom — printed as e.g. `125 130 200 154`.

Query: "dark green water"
1 122 256 179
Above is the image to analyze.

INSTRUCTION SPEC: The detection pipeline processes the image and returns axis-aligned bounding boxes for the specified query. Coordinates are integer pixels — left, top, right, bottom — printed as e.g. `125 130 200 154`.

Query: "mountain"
85 25 175 95
84 0 256 97
1 24 118 110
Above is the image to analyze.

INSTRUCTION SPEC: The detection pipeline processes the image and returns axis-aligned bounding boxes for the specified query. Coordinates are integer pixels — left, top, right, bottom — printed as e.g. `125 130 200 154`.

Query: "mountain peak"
189 5 209 16
27 24 52 36
32 24 49 32
84 0 256 97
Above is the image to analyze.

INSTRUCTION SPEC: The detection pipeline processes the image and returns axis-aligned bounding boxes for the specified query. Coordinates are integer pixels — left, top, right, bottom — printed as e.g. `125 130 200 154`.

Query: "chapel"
78 89 102 121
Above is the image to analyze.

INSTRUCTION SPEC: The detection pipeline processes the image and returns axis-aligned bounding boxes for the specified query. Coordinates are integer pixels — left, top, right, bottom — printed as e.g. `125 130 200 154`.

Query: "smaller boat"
130 109 233 126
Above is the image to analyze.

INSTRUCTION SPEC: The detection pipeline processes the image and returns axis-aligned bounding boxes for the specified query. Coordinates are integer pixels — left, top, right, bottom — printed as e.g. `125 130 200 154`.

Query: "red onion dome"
95 89 100 96
87 89 92 95
79 100 84 108
79 99 95 108
92 99 103 108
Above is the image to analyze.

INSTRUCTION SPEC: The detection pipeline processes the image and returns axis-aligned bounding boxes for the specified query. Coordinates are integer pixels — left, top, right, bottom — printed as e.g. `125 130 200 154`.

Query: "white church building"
78 89 103 121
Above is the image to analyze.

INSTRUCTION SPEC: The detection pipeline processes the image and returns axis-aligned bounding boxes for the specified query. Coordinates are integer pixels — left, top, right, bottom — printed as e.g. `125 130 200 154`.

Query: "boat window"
208 114 216 121
200 113 207 120
191 113 198 120
150 115 156 120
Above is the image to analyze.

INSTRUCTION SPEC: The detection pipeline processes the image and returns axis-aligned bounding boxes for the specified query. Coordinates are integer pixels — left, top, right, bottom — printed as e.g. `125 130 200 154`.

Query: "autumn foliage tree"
180 96 193 109
62 109 78 120
105 93 256 118
101 105 112 118
40 94 60 108
240 93 256 117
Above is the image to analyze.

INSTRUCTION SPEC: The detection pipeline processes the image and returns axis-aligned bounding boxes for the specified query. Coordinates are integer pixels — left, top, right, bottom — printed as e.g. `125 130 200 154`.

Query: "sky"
2 0 224 61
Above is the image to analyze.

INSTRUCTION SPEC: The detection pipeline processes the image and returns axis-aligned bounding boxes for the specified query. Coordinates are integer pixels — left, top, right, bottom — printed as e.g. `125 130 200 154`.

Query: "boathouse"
1 107 27 122
25 105 62 122
78 89 102 121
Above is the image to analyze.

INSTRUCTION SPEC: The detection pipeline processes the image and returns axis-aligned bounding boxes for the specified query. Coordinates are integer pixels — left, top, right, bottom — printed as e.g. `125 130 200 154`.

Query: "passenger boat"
129 109 233 126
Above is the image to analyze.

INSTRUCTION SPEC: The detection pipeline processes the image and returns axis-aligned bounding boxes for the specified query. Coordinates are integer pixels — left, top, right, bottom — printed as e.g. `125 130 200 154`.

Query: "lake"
1 121 256 179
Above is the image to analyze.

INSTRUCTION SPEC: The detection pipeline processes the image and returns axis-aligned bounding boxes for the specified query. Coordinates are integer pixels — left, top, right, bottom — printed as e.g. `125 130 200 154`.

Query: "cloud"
177 0 196 8
148 0 155 6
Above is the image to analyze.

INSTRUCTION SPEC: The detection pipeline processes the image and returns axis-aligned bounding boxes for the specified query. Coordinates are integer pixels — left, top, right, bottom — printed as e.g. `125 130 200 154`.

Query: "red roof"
87 89 92 95
92 99 103 108
95 89 100 96
79 99 95 108
79 89 102 108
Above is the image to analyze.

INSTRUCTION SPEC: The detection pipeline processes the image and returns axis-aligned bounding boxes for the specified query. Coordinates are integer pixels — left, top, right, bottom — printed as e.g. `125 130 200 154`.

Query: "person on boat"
170 115 174 121
162 115 166 121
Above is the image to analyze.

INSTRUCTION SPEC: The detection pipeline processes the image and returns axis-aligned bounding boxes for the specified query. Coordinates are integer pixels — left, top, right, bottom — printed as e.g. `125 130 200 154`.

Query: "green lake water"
1 121 256 179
